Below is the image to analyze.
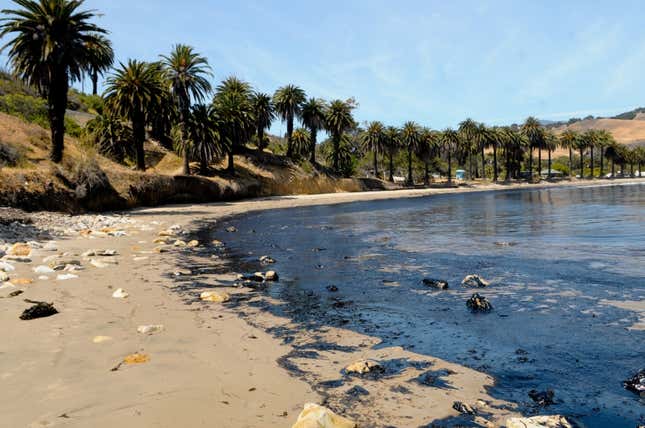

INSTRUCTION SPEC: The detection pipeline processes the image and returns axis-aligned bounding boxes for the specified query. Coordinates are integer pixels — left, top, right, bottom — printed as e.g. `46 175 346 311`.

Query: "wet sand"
1 178 643 427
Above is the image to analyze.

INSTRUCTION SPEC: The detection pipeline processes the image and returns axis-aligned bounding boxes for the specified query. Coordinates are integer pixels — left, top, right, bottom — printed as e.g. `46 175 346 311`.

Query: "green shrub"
0 141 24 167
0 93 48 125
68 89 104 114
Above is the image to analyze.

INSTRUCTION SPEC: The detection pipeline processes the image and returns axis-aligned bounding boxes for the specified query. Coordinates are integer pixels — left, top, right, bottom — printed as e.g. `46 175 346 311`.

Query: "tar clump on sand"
19 300 58 320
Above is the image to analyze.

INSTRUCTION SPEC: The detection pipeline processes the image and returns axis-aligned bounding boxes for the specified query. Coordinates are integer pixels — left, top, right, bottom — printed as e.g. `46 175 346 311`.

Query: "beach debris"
0 261 16 272
90 259 117 268
3 255 31 263
112 288 129 299
226 226 237 233
528 389 556 407
20 300 58 320
623 369 645 396
466 293 493 312
422 278 449 290
265 270 279 281
345 359 385 376
0 271 9 282
326 285 339 292
42 242 58 252
452 401 476 415
123 353 150 364
346 385 370 397
137 324 165 335
33 265 55 274
82 249 118 257
259 255 276 264
200 291 230 303
56 273 78 281
11 278 33 286
462 274 490 288
93 336 113 344
506 415 580 428
291 403 357 428
187 240 199 248
8 243 31 257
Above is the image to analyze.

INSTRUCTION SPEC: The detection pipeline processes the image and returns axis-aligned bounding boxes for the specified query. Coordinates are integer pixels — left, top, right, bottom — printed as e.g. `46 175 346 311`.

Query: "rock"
452 401 476 415
90 259 111 268
200 291 230 303
48 259 81 270
345 359 384 376
173 240 187 247
422 278 449 290
158 230 175 237
123 353 150 364
623 369 645 396
42 242 58 251
0 261 15 272
265 271 279 281
8 243 31 257
528 389 556 407
462 274 490 288
3 255 31 263
0 271 9 282
466 293 493 312
226 226 237 233
0 283 17 298
291 403 357 428
187 240 199 248
326 285 339 292
153 237 172 244
64 264 84 272
33 265 55 274
11 278 33 286
83 249 118 257
153 246 169 253
20 300 58 320
137 324 165 335
211 240 224 247
93 336 112 344
506 415 580 428
259 255 276 264
346 385 369 397
38 276 49 281
56 273 78 281
112 288 129 299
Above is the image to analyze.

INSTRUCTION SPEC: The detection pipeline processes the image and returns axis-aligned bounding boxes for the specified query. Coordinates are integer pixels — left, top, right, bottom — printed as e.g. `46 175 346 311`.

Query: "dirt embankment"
0 113 393 213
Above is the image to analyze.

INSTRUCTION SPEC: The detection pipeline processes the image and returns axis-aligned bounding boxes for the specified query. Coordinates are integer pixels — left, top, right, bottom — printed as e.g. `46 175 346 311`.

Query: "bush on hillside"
0 93 83 137
0 141 24 168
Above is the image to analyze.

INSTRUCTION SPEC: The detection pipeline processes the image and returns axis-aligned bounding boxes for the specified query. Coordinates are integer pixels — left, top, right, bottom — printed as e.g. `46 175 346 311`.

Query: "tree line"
1 0 643 182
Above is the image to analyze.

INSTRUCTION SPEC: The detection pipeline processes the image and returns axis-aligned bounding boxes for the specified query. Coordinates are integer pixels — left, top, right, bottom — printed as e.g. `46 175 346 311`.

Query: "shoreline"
1 178 643 427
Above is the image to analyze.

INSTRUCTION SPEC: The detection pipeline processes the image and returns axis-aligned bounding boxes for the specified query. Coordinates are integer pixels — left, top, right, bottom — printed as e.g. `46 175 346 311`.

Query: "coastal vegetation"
0 0 644 208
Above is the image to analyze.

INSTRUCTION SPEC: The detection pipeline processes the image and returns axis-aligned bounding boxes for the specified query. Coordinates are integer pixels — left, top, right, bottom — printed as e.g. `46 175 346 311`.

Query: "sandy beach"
1 178 644 428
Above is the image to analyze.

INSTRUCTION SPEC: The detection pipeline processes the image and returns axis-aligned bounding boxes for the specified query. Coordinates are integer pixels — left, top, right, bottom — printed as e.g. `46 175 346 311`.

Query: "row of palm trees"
1 0 643 183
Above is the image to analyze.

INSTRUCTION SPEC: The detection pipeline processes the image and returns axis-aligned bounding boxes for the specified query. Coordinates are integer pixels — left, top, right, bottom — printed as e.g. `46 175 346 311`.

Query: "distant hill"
554 118 645 147
611 107 645 121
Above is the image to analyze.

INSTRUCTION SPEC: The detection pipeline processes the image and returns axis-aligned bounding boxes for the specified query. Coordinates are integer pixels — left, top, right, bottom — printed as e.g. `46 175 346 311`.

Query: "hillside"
0 112 391 213
554 118 645 147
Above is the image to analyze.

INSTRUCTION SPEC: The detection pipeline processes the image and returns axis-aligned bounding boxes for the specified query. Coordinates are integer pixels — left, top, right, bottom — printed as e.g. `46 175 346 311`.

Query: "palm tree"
273 84 306 158
85 34 114 96
251 92 275 152
595 129 613 178
85 113 133 162
290 128 310 158
186 104 221 176
361 121 385 178
501 127 525 181
441 129 460 185
325 99 355 172
400 121 421 186
560 130 578 179
161 44 212 175
458 119 478 179
573 135 587 178
104 60 166 170
582 129 599 178
522 117 542 180
486 126 505 182
212 77 253 174
417 128 439 185
383 126 400 182
543 129 558 179
474 123 489 180
301 97 327 164
1 0 111 162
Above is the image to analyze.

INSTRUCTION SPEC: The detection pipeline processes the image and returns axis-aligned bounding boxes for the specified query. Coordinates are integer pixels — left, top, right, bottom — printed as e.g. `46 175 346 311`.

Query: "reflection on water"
222 183 645 427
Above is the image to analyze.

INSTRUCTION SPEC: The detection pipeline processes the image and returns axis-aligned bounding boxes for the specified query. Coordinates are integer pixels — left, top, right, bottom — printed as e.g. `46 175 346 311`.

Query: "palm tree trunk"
589 146 594 178
332 135 340 172
309 128 317 164
569 147 573 179
373 151 379 178
227 150 235 174
48 70 68 163
481 146 486 180
579 148 584 178
599 146 604 178
132 113 146 171
630 162 634 177
505 146 511 181
388 152 394 182
91 69 99 96
528 147 533 180
447 149 452 185
199 157 208 176
548 148 552 179
257 126 265 152
424 160 429 185
286 114 294 158
611 159 615 178
493 143 498 182
406 147 413 186
537 146 542 179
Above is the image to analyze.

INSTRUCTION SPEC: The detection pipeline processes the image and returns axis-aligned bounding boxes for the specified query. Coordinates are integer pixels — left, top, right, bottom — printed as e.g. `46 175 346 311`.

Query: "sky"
2 0 645 134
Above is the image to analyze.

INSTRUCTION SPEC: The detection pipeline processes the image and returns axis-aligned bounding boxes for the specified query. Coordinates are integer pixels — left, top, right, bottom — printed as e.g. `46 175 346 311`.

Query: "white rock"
137 324 165 335
291 403 357 428
57 273 78 281
506 415 579 428
42 242 58 251
133 256 148 262
461 274 490 288
92 336 112 344
38 276 49 281
112 288 129 299
33 265 55 274
0 283 17 298
0 261 15 272
0 271 9 282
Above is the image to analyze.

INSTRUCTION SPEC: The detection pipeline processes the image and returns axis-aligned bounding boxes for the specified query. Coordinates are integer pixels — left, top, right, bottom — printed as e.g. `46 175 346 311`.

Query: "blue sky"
2 0 645 133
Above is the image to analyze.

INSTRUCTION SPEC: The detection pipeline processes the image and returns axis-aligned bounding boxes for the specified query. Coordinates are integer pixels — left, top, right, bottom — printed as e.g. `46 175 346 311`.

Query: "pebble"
137 324 165 335
33 265 55 274
57 273 78 281
112 288 129 299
